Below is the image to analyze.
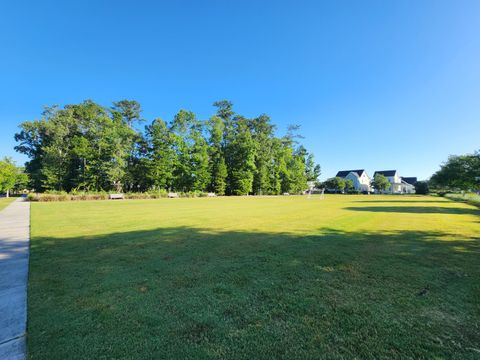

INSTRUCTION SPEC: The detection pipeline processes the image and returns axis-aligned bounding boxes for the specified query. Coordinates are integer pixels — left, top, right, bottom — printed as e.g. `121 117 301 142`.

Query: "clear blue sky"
1 0 479 180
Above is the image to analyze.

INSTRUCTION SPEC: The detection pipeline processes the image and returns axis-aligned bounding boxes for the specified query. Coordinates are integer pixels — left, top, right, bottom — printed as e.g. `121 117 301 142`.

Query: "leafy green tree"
275 141 292 194
344 179 354 192
305 153 321 182
171 110 210 192
13 167 29 193
275 127 309 194
213 100 237 193
15 101 137 192
0 158 18 197
288 153 308 193
228 117 256 195
268 138 283 195
144 118 176 190
14 119 46 191
38 107 74 191
249 114 275 195
207 116 228 195
430 151 480 191
69 100 134 191
190 122 210 191
323 177 346 193
372 174 391 193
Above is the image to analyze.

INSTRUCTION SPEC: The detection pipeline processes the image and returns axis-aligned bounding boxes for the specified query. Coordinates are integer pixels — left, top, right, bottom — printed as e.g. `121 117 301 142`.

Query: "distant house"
401 177 417 186
373 170 416 194
336 169 372 192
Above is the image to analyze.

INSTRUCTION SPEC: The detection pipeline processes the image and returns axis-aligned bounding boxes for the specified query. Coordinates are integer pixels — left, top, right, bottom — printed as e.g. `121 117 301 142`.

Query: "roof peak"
336 169 366 178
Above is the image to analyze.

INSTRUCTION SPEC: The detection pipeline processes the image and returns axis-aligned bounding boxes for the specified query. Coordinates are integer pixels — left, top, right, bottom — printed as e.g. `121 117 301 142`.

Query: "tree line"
430 150 480 191
14 100 320 195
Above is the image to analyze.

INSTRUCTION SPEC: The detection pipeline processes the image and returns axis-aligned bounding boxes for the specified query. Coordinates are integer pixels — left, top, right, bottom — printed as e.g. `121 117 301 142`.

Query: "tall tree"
144 118 176 190
171 110 210 192
213 100 234 121
305 153 321 182
249 114 275 195
207 116 228 195
227 117 256 195
111 100 143 127
189 121 210 191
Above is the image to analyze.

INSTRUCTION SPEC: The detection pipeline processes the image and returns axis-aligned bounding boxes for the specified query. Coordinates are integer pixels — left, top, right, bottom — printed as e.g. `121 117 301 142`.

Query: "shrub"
25 190 217 202
148 189 168 199
27 193 69 201
71 192 109 201
414 181 429 195
26 193 39 202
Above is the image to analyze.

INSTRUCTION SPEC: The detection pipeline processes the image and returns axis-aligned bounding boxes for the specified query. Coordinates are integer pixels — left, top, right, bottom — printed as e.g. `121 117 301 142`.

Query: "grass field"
28 195 480 359
0 197 16 211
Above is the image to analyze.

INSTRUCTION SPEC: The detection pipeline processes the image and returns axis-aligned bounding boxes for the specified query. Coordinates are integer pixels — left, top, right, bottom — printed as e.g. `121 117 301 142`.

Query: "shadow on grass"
344 205 480 216
27 226 480 359
352 199 448 204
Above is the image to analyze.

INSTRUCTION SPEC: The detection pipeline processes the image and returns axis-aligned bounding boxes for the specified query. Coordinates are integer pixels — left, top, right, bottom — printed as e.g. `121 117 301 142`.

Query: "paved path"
0 198 30 360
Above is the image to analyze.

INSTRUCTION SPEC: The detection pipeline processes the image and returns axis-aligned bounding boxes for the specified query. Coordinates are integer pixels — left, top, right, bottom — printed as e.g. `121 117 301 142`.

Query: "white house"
373 170 416 194
400 177 417 194
336 169 372 192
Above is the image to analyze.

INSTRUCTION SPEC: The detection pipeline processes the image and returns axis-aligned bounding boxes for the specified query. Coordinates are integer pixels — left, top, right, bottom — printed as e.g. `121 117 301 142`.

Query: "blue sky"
1 0 479 180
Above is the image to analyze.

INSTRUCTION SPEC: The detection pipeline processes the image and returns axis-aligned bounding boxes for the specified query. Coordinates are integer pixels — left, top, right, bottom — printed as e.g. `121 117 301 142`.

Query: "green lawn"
28 195 480 359
0 196 16 211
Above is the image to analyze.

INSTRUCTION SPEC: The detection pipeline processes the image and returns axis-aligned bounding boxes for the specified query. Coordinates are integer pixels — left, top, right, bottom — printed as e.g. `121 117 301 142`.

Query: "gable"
401 177 417 185
336 169 365 178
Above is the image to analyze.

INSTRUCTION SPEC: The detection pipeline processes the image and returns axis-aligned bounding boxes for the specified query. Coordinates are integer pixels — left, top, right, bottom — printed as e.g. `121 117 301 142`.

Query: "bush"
26 193 39 202
27 193 69 202
148 189 168 199
71 192 109 201
124 193 150 200
414 181 429 195
25 190 216 202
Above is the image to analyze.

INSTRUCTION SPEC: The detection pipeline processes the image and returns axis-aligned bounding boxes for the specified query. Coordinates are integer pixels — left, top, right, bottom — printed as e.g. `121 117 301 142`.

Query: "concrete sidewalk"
0 198 30 360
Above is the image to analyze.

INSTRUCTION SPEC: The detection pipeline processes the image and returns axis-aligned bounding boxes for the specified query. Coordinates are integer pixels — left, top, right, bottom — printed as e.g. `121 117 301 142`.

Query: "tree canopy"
323 177 346 192
0 158 27 196
15 100 320 195
371 174 391 193
430 151 480 191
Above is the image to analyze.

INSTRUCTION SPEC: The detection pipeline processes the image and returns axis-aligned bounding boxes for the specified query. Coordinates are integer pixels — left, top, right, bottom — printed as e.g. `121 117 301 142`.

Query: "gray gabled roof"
336 169 365 178
401 177 417 185
374 170 397 177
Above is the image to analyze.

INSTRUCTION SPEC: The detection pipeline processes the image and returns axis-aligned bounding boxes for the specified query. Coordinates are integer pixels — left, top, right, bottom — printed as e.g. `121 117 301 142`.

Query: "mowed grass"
0 196 16 211
28 195 480 359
